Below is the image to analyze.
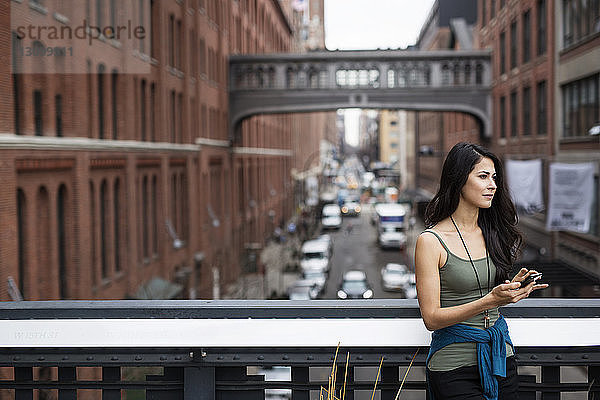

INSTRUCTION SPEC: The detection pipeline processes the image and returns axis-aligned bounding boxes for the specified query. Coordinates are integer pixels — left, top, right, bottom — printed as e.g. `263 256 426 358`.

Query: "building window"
96 0 104 28
170 90 176 142
491 0 496 18
500 95 506 138
55 95 63 137
537 80 547 135
141 79 147 141
523 86 531 135
523 10 531 63
482 0 487 26
150 0 157 58
562 74 599 137
98 64 105 139
100 180 109 279
34 90 43 136
12 32 23 135
138 0 145 53
563 0 600 48
510 20 517 69
510 90 518 137
110 0 117 28
150 83 156 141
151 176 158 255
199 39 206 75
113 179 121 272
142 176 149 260
499 31 506 75
90 182 96 287
168 15 175 67
37 186 51 298
17 189 27 299
57 185 68 299
537 0 547 55
111 70 118 139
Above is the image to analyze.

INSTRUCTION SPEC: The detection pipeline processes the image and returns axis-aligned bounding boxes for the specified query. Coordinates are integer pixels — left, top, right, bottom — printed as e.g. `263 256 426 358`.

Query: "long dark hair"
424 142 522 283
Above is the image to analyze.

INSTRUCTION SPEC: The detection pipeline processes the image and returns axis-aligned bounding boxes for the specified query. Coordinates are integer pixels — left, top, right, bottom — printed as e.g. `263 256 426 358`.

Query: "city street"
321 203 419 300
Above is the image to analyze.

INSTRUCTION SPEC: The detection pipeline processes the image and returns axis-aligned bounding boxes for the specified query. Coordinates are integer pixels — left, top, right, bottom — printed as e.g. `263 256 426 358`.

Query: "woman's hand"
485 268 549 307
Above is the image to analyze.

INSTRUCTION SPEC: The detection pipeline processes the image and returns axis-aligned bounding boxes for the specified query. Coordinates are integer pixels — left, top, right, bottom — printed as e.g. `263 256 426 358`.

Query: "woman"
415 142 547 399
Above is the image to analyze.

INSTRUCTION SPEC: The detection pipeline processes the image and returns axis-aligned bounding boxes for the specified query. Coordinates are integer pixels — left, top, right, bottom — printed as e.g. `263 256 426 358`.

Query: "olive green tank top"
422 230 513 371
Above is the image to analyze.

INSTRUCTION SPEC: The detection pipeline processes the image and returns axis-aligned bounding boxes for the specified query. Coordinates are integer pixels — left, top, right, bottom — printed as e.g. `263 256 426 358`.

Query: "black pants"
428 356 519 399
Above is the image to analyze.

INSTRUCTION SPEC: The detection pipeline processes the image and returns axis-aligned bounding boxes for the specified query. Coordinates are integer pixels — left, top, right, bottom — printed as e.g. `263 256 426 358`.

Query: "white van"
300 239 331 273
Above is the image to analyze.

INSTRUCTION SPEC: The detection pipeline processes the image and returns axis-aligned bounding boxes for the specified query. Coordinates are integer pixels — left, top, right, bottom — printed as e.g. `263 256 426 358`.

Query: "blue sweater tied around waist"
426 315 514 400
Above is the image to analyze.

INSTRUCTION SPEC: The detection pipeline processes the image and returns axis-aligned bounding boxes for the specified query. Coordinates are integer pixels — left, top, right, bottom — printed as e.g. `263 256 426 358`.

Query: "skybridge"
229 50 492 141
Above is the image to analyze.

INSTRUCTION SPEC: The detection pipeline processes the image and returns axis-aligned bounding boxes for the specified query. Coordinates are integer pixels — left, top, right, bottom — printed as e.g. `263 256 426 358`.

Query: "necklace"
450 216 491 329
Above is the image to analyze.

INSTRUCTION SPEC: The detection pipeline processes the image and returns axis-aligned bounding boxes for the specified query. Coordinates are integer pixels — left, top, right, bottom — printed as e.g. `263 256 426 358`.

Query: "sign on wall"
505 159 545 214
546 163 595 233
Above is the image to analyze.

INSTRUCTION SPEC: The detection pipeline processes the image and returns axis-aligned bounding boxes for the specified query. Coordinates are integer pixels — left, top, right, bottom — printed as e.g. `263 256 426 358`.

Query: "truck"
374 203 408 249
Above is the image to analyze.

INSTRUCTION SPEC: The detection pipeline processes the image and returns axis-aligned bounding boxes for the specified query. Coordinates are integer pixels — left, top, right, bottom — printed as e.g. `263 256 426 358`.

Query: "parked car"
321 204 342 230
287 279 319 300
337 270 373 299
378 226 407 249
315 234 333 257
302 269 327 296
300 239 331 274
341 201 361 217
403 273 417 299
381 263 411 292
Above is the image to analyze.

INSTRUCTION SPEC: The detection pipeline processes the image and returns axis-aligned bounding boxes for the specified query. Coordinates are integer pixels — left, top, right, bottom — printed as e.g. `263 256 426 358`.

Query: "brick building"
0 0 335 301
414 0 482 198
478 0 600 294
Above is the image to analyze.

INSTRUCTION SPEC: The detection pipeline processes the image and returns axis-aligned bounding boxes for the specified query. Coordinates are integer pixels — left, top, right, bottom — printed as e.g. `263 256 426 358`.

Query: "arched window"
90 181 96 286
57 185 68 299
151 175 158 256
113 179 121 272
142 176 149 259
100 180 108 278
387 69 396 88
17 189 27 299
37 186 51 299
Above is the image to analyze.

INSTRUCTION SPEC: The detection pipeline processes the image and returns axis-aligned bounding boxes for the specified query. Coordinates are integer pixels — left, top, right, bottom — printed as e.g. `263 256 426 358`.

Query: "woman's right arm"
415 233 525 331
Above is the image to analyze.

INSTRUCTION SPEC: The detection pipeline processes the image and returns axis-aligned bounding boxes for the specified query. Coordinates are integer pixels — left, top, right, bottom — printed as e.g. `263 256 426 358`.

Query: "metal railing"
0 299 599 400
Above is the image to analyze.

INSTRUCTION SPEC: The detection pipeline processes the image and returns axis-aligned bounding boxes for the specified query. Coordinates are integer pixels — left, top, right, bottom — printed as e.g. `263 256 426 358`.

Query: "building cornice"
0 134 200 153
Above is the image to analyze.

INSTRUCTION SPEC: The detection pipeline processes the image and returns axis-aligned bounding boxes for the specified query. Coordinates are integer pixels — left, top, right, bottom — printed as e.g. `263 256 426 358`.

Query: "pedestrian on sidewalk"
414 142 548 399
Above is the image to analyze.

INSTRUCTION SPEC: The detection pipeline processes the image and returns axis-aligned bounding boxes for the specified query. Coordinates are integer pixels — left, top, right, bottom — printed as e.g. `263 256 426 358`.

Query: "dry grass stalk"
342 351 350 400
370 356 385 400
393 348 420 400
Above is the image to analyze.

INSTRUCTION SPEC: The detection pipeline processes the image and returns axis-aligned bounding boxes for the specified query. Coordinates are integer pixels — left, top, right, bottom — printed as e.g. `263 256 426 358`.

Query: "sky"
323 0 436 146
324 0 436 51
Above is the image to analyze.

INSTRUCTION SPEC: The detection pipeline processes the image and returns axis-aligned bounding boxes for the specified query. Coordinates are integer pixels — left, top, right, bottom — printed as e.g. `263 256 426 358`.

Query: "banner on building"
292 0 307 12
505 159 545 214
546 162 595 233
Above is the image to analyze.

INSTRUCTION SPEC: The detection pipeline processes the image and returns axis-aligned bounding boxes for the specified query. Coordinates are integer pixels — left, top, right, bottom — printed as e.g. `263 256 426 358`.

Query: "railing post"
291 367 309 400
58 367 77 400
15 367 33 400
541 366 560 400
185 367 214 400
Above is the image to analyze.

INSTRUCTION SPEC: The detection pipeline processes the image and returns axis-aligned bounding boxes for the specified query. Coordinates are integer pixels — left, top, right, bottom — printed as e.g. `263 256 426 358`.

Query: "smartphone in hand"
520 272 542 287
